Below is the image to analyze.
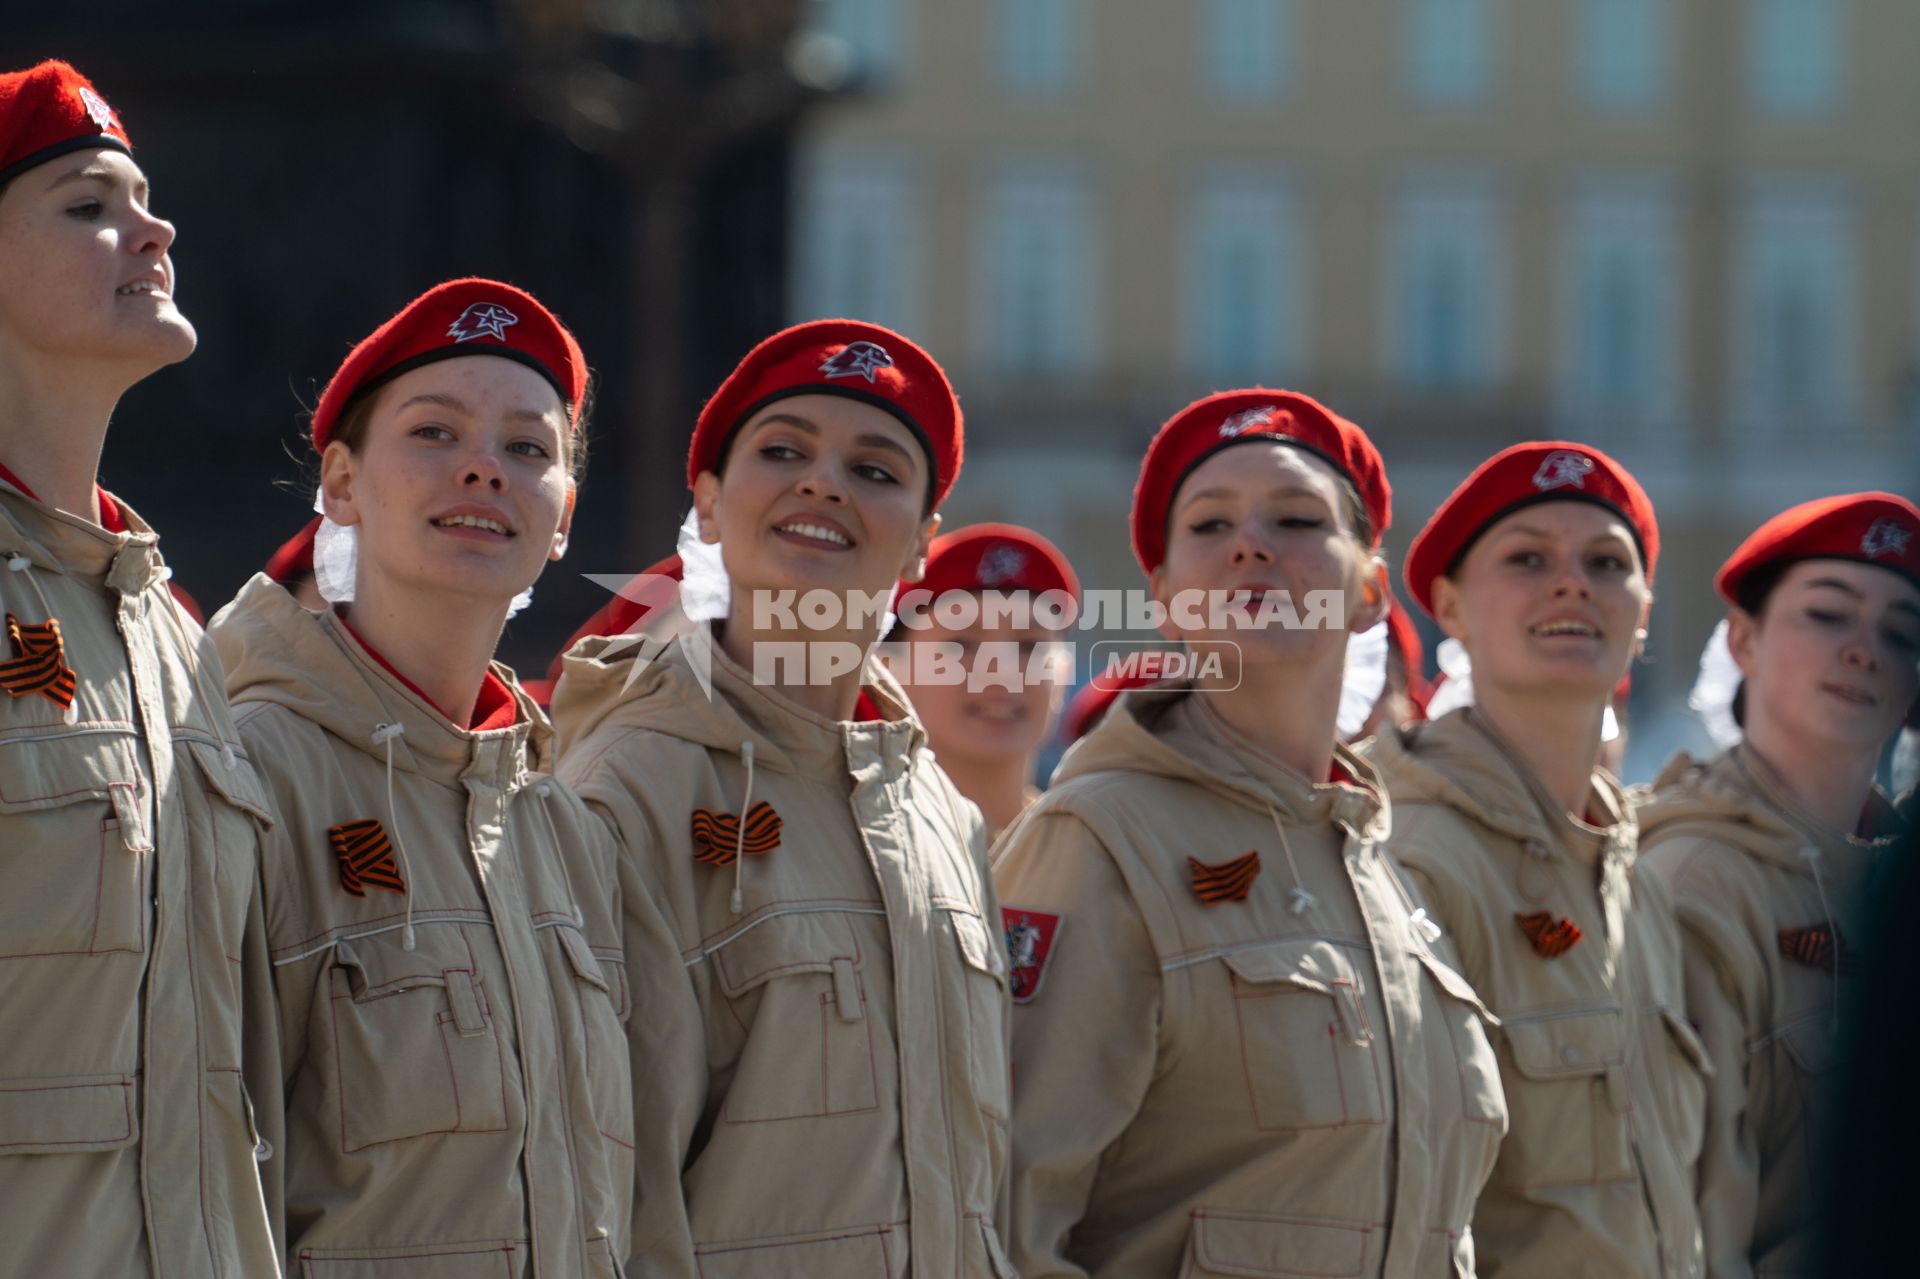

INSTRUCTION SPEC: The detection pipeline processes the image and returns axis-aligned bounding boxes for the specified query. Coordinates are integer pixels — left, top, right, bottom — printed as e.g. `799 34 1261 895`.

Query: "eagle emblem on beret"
448 302 519 343
77 87 117 131
1531 450 1595 492
1861 517 1912 561
977 545 1029 586
1219 406 1278 438
820 340 894 383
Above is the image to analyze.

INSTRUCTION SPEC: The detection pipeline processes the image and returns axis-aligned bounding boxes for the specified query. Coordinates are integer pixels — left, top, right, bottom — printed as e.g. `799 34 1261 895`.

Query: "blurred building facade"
790 0 1920 777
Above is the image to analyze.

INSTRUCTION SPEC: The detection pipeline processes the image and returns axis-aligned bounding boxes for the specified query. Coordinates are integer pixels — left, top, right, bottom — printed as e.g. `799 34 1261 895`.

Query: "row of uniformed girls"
3 56 1914 1279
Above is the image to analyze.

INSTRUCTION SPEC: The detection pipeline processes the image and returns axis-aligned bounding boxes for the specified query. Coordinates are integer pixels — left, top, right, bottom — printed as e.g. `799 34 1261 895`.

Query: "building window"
1200 0 1295 101
800 0 904 81
1556 182 1682 427
1404 0 1494 106
791 154 924 336
1387 182 1507 388
1747 0 1843 116
975 165 1099 378
1576 0 1666 110
996 0 1084 96
1181 177 1305 379
1729 189 1860 428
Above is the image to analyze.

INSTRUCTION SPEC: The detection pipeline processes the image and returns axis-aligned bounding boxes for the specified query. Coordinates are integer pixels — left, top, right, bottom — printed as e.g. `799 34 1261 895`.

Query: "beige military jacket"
211 574 632 1278
0 482 280 1279
1641 746 1900 1279
1369 709 1710 1279
992 686 1507 1279
552 627 1012 1279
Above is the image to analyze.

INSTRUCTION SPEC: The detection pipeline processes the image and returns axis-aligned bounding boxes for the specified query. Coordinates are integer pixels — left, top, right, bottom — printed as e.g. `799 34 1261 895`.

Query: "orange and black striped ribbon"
328 819 407 897
1516 910 1583 958
1188 850 1261 904
1779 924 1858 976
691 801 783 866
0 612 77 710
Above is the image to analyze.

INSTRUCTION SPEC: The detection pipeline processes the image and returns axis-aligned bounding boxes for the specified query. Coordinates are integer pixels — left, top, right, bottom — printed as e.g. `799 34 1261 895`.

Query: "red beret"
1060 670 1160 746
1131 389 1391 575
0 60 130 188
545 553 685 685
1716 492 1920 607
311 278 587 450
687 319 963 509
1404 441 1658 618
265 516 320 584
1384 594 1433 716
918 523 1080 606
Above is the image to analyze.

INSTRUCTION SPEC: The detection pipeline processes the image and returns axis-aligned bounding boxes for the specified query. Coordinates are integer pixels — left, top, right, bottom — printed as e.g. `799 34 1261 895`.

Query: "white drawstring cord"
1269 807 1316 915
372 722 418 950
731 740 757 915
1799 846 1842 1031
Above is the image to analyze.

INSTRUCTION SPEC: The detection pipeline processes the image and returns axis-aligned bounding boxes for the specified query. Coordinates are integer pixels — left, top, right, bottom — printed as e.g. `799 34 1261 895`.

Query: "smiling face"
1152 441 1385 666
319 355 574 609
0 146 194 377
896 612 1065 763
693 393 939 616
1732 560 1920 754
1434 500 1650 703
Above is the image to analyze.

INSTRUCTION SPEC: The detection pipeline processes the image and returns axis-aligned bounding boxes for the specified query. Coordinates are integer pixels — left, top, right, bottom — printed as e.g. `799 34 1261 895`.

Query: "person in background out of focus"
1641 492 1918 1278
887 523 1079 840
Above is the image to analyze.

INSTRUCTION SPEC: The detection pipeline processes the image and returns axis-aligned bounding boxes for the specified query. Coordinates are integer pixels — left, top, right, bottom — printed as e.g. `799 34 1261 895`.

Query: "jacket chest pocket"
1497 1009 1634 1188
549 922 634 1150
0 730 150 965
941 905 1011 1124
711 911 879 1124
1222 940 1388 1131
325 934 512 1152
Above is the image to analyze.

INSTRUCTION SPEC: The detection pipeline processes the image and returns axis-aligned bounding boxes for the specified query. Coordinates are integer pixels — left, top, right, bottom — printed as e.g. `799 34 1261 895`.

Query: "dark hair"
1729 560 1793 729
326 371 591 485
715 408 937 517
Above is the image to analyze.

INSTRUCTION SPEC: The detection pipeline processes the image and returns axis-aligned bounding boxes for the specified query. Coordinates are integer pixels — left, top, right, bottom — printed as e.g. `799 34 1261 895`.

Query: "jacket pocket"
692 1222 901 1278
1653 1005 1710 1167
297 1239 526 1276
942 905 1011 1124
0 730 149 961
1414 949 1507 1129
1498 1008 1634 1187
0 1072 137 1154
326 935 510 1152
1222 940 1388 1130
710 911 878 1123
1181 1208 1377 1277
552 923 635 1150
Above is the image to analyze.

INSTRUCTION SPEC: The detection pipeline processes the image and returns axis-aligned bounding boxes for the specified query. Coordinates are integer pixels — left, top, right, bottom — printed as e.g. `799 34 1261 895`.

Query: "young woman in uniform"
993 390 1506 1277
1640 492 1919 1277
0 59 280 1277
212 278 636 1275
1369 441 1710 1278
888 522 1079 840
552 320 1012 1277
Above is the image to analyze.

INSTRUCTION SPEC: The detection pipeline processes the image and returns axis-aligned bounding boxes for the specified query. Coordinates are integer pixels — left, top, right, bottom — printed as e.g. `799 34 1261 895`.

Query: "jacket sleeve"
993 809 1161 1279
564 740 706 1279
1646 840 1766 1279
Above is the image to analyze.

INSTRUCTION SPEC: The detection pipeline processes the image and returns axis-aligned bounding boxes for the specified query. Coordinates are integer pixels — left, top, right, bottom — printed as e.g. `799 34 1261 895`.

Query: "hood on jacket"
1367 707 1628 850
550 623 927 779
1639 744 1902 874
209 573 548 779
1052 682 1387 834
